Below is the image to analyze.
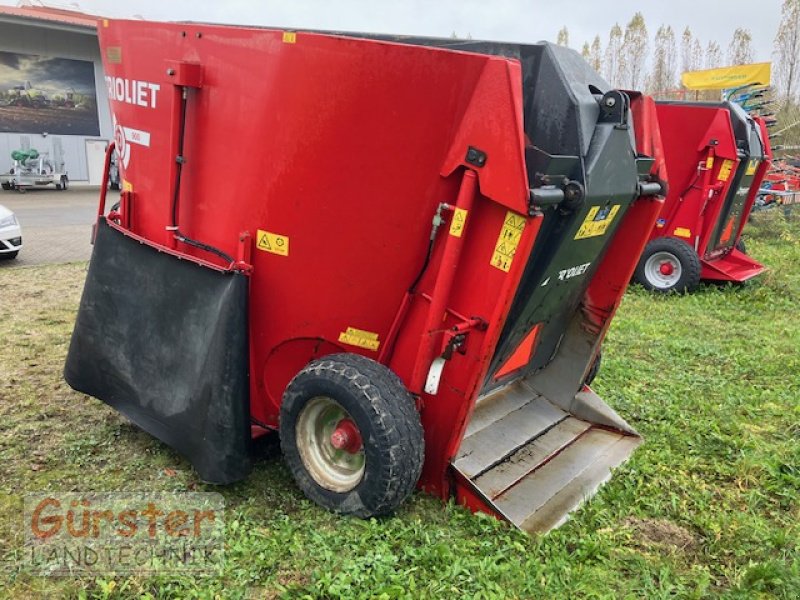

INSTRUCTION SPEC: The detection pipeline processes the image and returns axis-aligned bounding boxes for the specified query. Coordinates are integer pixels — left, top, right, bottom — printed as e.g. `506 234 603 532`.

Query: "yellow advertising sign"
681 62 771 90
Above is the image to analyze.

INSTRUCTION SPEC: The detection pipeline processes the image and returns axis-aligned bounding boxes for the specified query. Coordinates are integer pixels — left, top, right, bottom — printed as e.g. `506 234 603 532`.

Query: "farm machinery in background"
66 19 668 535
0 148 69 192
633 101 771 292
724 83 800 212
757 155 800 210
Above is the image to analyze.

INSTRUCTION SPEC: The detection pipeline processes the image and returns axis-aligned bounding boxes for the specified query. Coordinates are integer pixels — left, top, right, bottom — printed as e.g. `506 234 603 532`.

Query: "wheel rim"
295 396 365 492
644 251 682 289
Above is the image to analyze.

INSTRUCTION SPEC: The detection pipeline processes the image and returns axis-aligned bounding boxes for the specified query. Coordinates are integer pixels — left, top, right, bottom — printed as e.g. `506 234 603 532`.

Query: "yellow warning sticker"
256 229 289 256
338 327 380 351
449 207 468 237
282 31 297 43
705 156 715 169
490 211 526 272
746 159 758 176
717 159 735 182
574 205 621 240
122 180 133 192
673 227 692 238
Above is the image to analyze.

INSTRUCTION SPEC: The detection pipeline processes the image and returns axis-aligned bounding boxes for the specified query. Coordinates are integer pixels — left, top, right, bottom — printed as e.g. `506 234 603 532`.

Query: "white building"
0 1 112 183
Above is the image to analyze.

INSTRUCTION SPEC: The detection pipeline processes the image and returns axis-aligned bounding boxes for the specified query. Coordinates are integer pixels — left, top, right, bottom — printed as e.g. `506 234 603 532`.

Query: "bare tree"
589 35 603 73
557 26 569 47
681 27 695 74
705 40 723 69
774 0 800 100
728 28 754 65
650 25 677 93
691 39 704 71
604 23 623 85
620 12 649 89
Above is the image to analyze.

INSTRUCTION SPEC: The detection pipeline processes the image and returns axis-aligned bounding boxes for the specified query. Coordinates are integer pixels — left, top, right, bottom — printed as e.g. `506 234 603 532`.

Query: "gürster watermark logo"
24 492 225 575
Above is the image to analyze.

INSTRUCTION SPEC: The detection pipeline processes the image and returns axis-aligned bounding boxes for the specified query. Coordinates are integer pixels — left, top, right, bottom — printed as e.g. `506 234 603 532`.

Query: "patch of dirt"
624 516 699 552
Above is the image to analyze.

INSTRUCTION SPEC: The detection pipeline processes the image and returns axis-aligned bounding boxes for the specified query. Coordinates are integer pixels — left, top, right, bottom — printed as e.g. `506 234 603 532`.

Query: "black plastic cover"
64 219 251 484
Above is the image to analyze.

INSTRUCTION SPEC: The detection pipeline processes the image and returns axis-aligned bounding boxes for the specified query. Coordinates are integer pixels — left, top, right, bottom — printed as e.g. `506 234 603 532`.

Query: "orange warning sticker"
338 327 380 351
673 227 692 238
449 207 468 237
717 159 735 182
282 32 297 43
491 211 526 272
256 229 289 256
122 180 133 192
705 156 715 169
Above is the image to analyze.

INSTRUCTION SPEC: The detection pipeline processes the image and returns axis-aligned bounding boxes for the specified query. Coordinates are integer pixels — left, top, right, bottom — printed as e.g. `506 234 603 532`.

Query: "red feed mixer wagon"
634 101 772 292
65 19 666 534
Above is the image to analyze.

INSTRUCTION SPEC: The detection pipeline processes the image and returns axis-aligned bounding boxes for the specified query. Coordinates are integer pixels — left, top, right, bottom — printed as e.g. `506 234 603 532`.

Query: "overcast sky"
2 1 784 63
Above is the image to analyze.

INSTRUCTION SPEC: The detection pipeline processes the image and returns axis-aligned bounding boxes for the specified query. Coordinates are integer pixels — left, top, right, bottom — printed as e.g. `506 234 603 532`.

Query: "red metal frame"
96 19 663 514
651 103 772 283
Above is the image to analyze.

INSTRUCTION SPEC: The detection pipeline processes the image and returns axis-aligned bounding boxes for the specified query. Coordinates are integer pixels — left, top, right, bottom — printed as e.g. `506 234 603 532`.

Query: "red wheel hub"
330 419 363 454
659 261 675 276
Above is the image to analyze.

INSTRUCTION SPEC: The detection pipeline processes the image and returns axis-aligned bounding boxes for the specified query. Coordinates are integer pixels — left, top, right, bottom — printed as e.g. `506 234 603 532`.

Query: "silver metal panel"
472 417 591 499
518 434 641 533
492 429 636 527
463 380 536 439
454 396 566 478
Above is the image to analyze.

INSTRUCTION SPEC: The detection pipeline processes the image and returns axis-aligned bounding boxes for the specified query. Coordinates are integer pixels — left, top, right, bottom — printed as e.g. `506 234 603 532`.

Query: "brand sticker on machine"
746 159 758 176
490 211 526 272
338 327 380 351
113 115 150 169
717 159 735 182
574 204 620 240
449 208 468 237
256 230 289 256
705 156 715 169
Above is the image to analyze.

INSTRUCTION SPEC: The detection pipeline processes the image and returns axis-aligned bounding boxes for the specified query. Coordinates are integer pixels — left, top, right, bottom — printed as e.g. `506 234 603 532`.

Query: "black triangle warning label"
257 233 272 251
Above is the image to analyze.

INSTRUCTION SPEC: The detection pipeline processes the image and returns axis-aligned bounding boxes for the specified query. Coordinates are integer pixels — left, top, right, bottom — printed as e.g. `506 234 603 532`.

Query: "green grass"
0 211 798 598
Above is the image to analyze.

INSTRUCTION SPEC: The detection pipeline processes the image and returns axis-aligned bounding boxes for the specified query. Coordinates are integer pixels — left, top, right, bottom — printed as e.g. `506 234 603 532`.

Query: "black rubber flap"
64 219 251 484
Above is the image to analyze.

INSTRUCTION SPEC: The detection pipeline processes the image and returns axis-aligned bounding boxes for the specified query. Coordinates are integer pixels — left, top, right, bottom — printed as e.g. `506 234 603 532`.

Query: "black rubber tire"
55 182 62 190
110 181 120 191
584 350 602 386
280 353 424 518
634 237 702 293
735 238 746 254
1 183 10 191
